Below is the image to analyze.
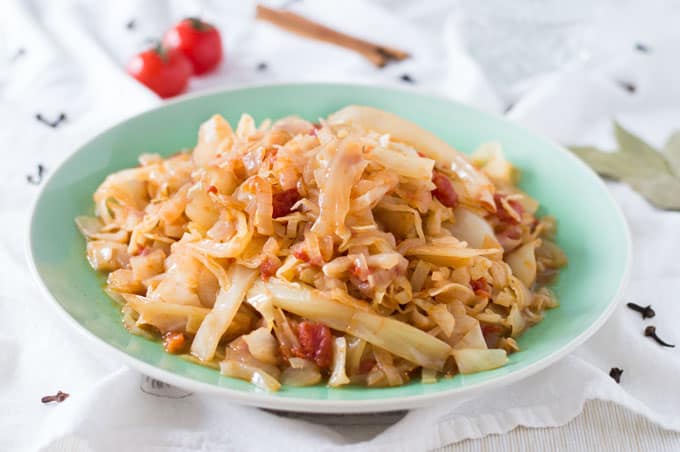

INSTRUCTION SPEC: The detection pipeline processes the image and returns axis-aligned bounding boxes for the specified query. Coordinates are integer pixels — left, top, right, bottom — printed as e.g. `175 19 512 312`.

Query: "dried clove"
26 164 46 185
35 112 67 128
644 326 675 348
41 390 69 404
626 302 655 319
256 62 269 72
634 42 651 53
399 73 415 84
609 367 623 384
617 80 636 94
11 48 26 63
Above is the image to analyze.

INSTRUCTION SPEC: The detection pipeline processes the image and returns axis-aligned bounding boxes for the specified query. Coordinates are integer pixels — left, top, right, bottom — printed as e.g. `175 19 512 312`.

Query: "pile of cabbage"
77 106 566 391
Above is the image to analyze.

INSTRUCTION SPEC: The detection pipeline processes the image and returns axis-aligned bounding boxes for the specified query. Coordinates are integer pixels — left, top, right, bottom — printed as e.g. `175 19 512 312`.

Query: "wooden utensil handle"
256 5 409 68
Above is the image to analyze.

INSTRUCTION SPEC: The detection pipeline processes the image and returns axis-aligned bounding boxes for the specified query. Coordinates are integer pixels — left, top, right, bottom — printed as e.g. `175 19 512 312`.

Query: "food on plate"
77 105 567 391
163 18 223 75
126 46 192 98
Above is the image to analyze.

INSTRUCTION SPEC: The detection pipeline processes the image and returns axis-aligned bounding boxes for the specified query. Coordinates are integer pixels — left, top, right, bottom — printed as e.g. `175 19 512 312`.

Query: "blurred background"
2 0 680 172
1 0 679 111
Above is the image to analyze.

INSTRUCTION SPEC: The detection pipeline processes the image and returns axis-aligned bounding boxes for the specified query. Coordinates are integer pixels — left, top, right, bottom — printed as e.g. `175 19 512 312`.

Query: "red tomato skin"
431 170 459 208
294 321 333 369
163 19 223 75
272 188 301 218
126 49 192 98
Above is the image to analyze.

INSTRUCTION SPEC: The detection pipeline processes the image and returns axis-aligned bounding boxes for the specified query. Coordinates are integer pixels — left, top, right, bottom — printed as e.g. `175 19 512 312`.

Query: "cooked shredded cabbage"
78 107 566 390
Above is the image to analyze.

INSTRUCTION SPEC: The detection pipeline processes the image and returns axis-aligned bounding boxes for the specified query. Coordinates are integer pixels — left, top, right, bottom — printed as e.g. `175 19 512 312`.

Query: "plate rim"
26 81 632 413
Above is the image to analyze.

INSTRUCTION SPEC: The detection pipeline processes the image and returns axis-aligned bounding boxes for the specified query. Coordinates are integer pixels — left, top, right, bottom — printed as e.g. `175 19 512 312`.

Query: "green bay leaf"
614 122 671 176
570 123 680 211
570 146 646 180
628 173 680 210
662 131 680 177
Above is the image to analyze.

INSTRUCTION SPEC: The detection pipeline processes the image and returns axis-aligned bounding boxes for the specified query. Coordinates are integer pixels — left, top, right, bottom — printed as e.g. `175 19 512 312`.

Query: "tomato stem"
154 43 169 62
187 17 210 31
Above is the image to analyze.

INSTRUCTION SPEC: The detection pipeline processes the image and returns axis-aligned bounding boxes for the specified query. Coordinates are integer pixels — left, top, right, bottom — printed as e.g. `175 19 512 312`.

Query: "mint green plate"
28 83 631 413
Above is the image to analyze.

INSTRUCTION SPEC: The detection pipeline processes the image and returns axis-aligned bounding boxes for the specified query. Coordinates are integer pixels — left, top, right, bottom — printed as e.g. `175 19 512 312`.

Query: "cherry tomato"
127 46 192 98
163 18 223 75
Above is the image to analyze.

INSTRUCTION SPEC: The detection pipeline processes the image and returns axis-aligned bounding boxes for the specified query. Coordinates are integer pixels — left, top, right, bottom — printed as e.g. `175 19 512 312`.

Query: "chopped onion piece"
346 336 367 376
328 337 350 387
86 241 129 272
421 368 438 384
405 241 500 267
220 360 281 392
374 347 403 386
368 146 435 180
452 323 487 350
242 327 279 365
245 284 276 331
129 248 165 281
281 366 322 387
470 142 517 186
506 240 540 287
447 207 500 249
429 304 455 337
453 348 507 374
194 114 234 168
190 210 253 258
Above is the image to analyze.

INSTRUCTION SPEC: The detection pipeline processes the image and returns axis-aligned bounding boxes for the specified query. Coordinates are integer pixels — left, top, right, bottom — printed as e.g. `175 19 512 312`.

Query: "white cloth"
1 0 679 451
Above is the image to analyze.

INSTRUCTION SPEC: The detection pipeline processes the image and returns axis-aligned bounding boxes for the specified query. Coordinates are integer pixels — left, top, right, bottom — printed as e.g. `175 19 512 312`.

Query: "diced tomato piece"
432 170 459 208
308 123 322 136
162 331 187 354
497 223 522 241
496 224 523 252
259 256 280 279
294 321 333 369
359 358 376 374
470 277 491 298
505 225 522 240
293 248 309 262
481 324 503 348
481 324 502 335
272 188 301 218
130 244 149 257
135 246 152 256
494 194 524 225
350 262 370 281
